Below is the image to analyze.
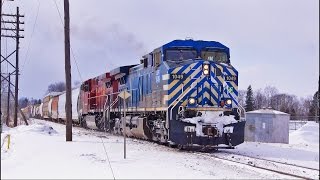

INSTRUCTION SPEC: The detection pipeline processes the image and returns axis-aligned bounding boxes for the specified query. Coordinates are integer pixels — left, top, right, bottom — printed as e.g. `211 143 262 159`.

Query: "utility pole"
13 7 20 127
64 0 72 141
1 2 24 127
1 0 3 128
6 75 10 126
123 93 126 159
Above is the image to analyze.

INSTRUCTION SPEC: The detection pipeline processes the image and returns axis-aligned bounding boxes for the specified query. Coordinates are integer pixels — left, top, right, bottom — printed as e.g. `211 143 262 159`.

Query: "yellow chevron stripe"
198 85 202 102
211 85 218 99
216 64 223 72
228 68 236 76
229 81 238 90
182 99 188 106
191 91 197 97
169 66 201 99
204 81 219 105
171 66 183 74
171 85 192 107
204 92 210 100
218 76 224 84
169 63 197 89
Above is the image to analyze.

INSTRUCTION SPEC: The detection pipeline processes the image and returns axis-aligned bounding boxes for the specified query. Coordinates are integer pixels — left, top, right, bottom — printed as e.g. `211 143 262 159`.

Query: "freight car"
33 39 245 150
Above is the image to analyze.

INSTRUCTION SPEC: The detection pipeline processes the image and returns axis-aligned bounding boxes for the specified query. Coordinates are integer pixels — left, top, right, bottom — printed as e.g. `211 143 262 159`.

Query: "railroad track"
219 150 319 171
195 152 319 179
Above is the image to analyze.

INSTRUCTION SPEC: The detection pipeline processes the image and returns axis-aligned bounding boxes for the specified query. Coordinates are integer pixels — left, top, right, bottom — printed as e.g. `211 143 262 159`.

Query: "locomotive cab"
160 40 245 150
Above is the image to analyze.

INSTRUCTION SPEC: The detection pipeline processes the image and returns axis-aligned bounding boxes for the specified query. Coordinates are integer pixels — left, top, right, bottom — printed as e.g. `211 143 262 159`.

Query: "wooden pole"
64 0 72 141
0 0 3 129
13 7 19 127
6 75 10 126
123 93 126 159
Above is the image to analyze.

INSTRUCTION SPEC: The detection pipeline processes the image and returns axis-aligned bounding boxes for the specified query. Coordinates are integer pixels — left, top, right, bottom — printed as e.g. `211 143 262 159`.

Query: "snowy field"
1 119 319 179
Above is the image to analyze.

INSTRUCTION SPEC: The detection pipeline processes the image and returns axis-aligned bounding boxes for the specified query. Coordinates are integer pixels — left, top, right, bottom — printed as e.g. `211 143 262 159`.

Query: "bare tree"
238 90 246 108
47 82 66 93
264 85 278 107
254 89 267 109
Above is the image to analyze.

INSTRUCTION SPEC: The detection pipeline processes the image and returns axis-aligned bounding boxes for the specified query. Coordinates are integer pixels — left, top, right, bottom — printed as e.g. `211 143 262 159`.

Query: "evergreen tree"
245 85 255 111
308 91 319 120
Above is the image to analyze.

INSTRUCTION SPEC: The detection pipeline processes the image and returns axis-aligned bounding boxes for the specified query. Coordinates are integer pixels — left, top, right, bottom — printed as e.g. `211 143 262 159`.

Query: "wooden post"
64 0 72 141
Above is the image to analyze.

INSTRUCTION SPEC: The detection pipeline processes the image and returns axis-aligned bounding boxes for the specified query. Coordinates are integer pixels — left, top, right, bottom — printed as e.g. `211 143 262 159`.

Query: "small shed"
245 108 290 144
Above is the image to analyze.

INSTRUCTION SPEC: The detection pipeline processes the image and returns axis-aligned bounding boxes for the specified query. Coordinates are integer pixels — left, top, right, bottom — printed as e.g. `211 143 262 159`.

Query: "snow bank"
182 111 237 136
2 123 58 136
290 121 319 145
1 124 10 131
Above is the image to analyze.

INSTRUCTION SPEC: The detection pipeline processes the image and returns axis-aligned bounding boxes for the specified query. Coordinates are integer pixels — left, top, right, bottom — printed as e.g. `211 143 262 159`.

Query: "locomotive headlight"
188 97 196 105
203 64 209 70
203 64 210 75
226 99 232 105
203 69 209 75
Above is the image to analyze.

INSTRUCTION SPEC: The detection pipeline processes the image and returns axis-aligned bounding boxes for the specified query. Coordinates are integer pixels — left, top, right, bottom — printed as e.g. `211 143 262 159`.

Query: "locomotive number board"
170 73 186 80
225 75 237 81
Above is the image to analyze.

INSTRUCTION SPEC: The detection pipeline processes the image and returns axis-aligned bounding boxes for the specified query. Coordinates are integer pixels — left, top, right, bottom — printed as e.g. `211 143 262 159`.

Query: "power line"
21 0 40 72
52 0 83 82
100 138 116 180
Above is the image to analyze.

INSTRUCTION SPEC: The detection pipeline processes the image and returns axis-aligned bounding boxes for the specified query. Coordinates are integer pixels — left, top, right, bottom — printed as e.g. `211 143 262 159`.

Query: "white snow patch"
246 109 288 115
223 121 319 169
182 111 237 136
289 121 319 145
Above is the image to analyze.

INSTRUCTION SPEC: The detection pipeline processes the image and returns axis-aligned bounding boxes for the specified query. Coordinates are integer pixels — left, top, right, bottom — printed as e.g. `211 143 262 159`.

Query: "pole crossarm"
1 20 24 24
1 13 24 17
1 34 24 38
1 28 24 31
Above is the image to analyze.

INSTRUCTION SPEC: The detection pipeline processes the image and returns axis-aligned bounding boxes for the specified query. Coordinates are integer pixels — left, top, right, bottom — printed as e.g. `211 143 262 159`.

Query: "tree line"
241 85 319 119
15 82 320 120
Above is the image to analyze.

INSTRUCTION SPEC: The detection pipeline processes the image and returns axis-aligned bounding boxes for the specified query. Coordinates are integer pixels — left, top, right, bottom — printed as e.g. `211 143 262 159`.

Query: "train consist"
25 39 246 149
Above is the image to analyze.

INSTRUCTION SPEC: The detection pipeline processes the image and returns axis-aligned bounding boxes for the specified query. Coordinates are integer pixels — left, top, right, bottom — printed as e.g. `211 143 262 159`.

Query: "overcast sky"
1 0 319 99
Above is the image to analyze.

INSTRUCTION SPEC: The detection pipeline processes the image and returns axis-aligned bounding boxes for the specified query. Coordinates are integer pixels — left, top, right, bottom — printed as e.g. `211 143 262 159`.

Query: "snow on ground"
224 121 319 169
2 119 294 179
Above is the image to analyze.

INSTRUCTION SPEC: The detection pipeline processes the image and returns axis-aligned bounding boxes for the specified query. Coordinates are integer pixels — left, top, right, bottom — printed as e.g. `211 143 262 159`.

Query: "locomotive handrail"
238 104 246 121
101 89 139 129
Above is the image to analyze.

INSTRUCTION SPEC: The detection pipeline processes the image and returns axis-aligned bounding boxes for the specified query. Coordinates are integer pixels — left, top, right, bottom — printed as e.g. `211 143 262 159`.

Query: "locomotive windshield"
166 49 197 61
201 50 228 63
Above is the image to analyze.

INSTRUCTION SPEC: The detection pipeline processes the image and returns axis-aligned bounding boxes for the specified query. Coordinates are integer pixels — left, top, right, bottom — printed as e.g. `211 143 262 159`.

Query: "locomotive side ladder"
103 96 119 131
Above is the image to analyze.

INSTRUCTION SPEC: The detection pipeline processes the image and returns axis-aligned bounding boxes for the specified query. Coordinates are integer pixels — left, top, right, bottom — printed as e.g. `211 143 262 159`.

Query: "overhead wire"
100 138 116 180
52 0 83 82
21 0 40 72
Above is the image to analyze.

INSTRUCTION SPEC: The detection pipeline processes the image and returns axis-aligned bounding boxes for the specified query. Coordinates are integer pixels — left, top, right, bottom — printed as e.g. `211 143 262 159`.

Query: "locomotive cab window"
166 49 197 61
119 77 126 85
153 52 161 67
201 50 228 63
106 82 112 88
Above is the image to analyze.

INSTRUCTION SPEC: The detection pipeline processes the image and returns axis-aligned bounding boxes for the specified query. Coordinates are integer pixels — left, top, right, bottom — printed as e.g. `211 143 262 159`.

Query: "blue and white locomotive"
100 39 246 150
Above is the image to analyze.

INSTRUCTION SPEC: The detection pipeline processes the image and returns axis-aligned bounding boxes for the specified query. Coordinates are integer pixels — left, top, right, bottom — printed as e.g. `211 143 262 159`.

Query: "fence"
289 116 319 131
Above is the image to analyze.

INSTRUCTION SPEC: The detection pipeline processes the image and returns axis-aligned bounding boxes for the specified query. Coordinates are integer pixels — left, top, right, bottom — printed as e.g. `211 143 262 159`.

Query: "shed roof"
246 108 289 115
